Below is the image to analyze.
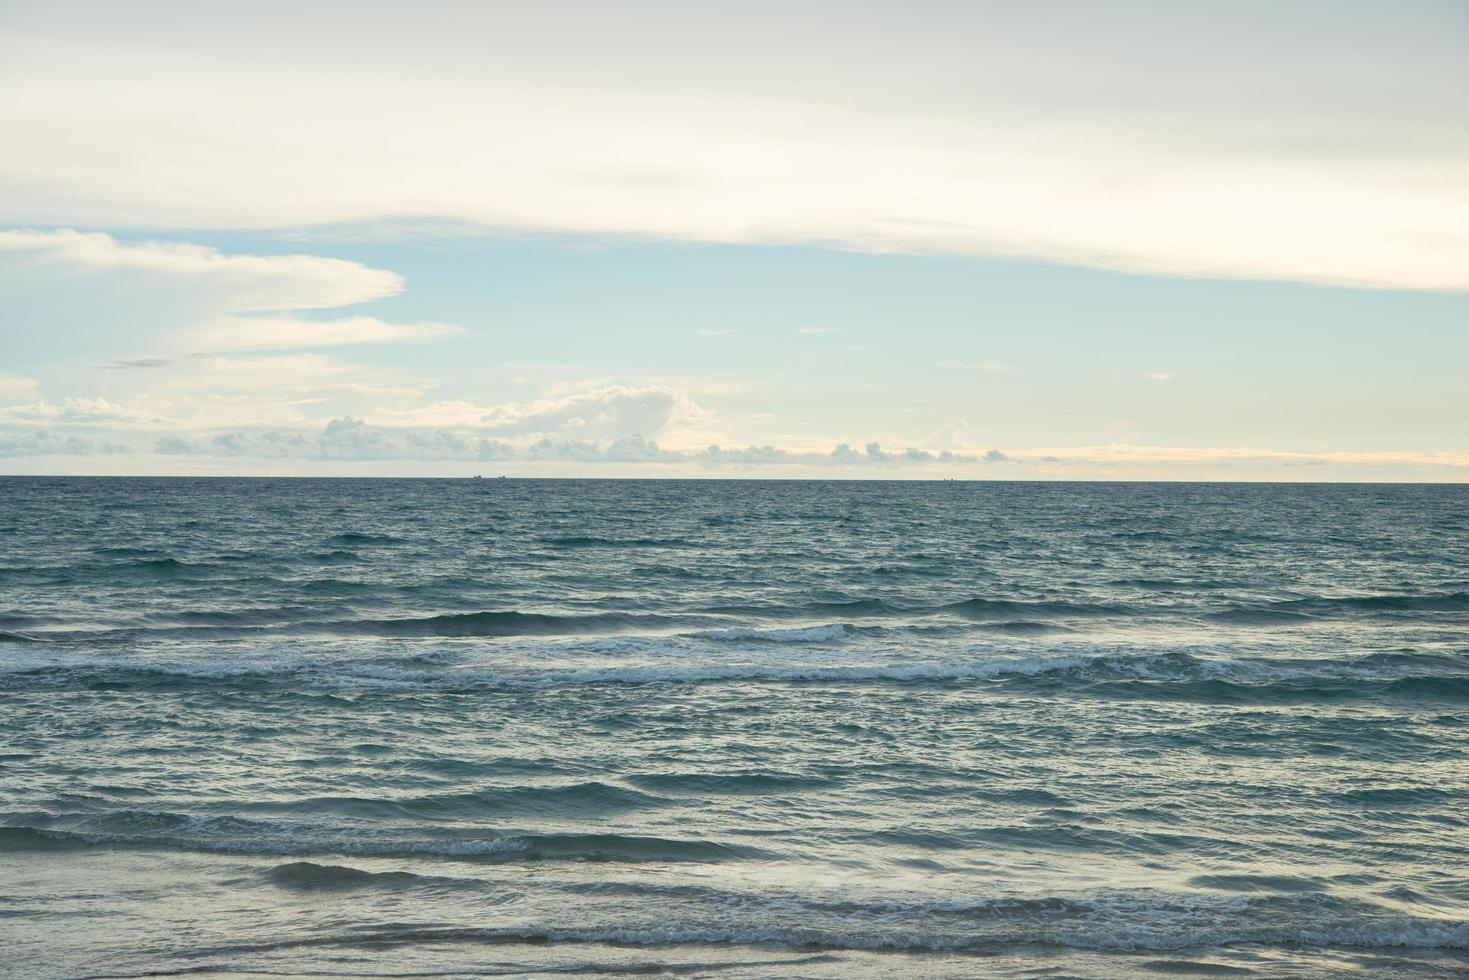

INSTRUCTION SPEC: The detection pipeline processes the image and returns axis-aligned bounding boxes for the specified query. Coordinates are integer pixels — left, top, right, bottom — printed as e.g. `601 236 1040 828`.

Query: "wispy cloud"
939 360 1008 372
103 357 173 370
0 229 402 310
0 395 160 427
1015 443 1469 469
188 315 463 352
3 8 1465 290
0 374 39 400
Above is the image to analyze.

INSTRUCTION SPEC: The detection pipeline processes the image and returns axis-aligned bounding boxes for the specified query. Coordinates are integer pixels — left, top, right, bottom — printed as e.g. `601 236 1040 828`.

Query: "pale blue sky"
1 1 1466 478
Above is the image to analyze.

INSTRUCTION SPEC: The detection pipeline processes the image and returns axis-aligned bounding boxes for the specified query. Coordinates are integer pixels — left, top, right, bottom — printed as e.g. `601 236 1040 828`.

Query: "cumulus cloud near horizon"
150 418 995 467
0 428 130 458
375 385 711 440
5 398 1468 476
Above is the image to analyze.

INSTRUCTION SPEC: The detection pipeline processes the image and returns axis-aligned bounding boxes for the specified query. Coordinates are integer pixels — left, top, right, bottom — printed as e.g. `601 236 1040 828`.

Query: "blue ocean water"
1 477 1466 978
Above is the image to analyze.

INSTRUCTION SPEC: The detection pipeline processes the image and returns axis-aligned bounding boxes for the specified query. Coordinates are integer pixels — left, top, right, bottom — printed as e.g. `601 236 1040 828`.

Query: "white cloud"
188 314 463 352
373 385 711 441
4 396 1465 478
1015 443 1469 469
1 230 462 364
165 353 431 400
0 231 463 431
150 420 985 466
0 375 39 400
3 6 1464 290
0 229 402 310
0 428 130 457
0 396 159 426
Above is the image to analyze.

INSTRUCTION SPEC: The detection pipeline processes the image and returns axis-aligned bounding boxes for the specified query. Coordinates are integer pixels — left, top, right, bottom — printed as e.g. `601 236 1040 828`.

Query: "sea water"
1 478 1466 977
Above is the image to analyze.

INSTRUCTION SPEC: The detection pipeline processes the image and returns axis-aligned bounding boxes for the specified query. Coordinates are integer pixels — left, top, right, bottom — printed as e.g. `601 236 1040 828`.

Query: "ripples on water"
1 477 1466 978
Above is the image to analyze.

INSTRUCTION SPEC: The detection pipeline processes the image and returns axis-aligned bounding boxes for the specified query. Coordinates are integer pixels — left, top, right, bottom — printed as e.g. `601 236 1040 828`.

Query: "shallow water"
1 477 1466 978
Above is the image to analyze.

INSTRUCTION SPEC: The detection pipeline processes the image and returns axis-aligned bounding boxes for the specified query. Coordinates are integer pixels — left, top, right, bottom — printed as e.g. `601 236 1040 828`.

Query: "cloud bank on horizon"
1 1 1466 479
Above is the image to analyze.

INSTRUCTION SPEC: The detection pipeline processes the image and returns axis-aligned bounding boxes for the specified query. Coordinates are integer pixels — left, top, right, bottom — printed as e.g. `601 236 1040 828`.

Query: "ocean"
1 477 1466 978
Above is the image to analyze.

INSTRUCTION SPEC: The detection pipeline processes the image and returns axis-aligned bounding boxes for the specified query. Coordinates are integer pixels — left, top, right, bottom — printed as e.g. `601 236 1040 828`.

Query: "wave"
626 771 837 794
322 532 406 546
1213 591 1469 624
0 826 89 852
284 918 1465 954
1301 592 1469 613
334 610 695 638
701 598 898 618
93 547 168 559
541 535 694 548
942 597 1124 620
181 885 1469 954
264 860 493 893
692 624 849 643
242 781 669 819
3 647 1466 700
9 583 1469 644
308 548 362 563
112 557 212 580
13 820 1465 956
9 609 709 643
145 606 334 628
1207 608 1320 626
0 816 766 863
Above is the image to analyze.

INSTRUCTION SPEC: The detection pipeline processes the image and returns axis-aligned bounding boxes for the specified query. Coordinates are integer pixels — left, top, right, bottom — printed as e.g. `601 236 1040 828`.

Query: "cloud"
0 396 159 426
163 352 433 401
187 314 463 352
156 418 516 462
104 357 173 369
4 7 1463 290
605 434 681 462
1 230 461 370
0 375 39 400
0 428 130 457
6 400 1464 478
1014 443 1469 468
374 385 710 440
0 229 402 310
148 418 985 467
940 360 1008 372
1143 371 1174 381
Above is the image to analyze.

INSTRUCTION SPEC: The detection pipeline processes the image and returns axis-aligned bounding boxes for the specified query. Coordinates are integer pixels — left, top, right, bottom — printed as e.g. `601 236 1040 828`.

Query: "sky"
1 0 1466 480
